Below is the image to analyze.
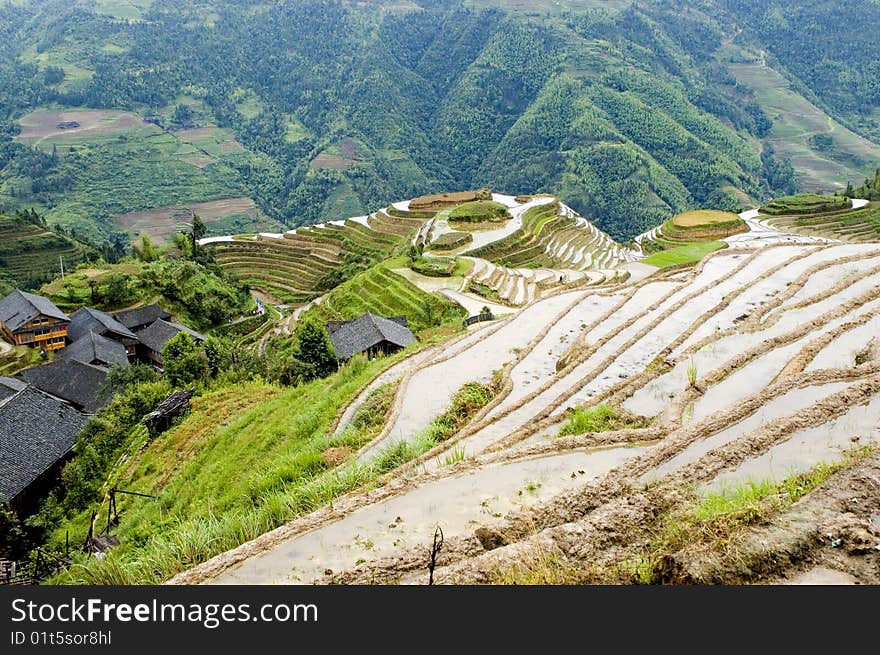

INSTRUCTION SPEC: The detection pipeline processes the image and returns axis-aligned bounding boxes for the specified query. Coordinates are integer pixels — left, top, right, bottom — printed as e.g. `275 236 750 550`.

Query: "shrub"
162 333 209 387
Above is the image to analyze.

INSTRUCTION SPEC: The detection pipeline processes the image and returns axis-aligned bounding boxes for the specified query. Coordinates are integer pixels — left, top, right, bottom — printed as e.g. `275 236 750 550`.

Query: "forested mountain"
0 0 877 244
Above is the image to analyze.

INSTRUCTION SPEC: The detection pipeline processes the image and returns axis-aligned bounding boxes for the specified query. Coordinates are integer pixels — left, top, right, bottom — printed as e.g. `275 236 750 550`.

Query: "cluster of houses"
0 288 421 516
0 289 205 514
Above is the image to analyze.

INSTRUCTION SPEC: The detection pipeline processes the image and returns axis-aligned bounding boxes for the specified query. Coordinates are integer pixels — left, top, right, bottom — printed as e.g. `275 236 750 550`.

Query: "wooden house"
137 318 206 367
0 386 87 515
68 307 139 360
326 312 415 361
0 290 69 351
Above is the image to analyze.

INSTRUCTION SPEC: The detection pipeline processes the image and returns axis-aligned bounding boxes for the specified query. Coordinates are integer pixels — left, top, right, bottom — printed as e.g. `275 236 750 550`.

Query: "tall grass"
558 404 643 436
53 376 497 585
686 358 698 388
625 446 873 583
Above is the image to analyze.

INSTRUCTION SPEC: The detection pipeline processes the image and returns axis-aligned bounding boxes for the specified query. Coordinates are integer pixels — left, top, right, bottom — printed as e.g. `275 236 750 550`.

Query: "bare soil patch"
410 189 492 210
310 153 357 170
16 108 157 143
114 197 262 241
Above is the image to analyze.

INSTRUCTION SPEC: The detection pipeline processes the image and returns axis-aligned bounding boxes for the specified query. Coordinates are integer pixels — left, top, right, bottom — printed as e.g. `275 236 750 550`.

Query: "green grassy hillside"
48 360 396 584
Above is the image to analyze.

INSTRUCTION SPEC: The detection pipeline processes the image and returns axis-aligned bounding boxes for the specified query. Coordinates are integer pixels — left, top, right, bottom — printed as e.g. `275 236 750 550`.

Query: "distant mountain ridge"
0 0 877 246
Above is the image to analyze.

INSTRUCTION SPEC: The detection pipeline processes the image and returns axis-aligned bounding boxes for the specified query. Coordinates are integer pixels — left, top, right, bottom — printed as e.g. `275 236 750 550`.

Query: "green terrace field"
640 241 727 268
659 210 747 241
447 200 511 224
299 262 466 334
208 211 425 305
638 209 743 268
0 212 88 291
466 202 562 265
464 201 625 269
762 201 880 243
427 231 473 251
759 194 852 216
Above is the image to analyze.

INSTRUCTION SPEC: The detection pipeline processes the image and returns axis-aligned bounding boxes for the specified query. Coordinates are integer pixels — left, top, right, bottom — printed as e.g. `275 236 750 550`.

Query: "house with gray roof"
64 331 130 369
113 304 172 333
68 307 139 360
20 359 111 414
0 376 27 403
0 290 69 352
0 386 87 514
137 318 206 366
326 312 416 361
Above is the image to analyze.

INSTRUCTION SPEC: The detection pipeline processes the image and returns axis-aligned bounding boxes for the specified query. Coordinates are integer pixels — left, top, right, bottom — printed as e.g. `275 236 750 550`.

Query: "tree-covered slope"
0 0 876 245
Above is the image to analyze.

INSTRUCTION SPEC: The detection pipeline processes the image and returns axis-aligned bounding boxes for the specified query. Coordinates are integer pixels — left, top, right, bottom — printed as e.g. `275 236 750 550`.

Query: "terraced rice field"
728 61 880 192
634 209 748 264
205 193 638 317
762 201 880 243
175 233 880 586
207 213 414 304
465 200 633 271
0 213 87 285
298 265 466 332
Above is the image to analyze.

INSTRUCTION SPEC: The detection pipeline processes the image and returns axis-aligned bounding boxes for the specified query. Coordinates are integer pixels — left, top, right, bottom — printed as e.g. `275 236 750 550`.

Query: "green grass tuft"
558 404 644 436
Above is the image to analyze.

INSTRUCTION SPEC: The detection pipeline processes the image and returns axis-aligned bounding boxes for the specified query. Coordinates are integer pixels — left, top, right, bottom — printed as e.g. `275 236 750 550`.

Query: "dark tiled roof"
146 390 194 423
20 359 111 414
137 319 205 355
0 376 27 404
68 307 138 343
113 304 171 331
0 387 87 503
327 312 415 360
0 290 68 332
64 331 129 368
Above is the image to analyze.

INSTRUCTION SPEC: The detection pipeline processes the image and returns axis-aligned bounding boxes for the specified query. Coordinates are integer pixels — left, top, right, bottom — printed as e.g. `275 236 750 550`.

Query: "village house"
326 312 416 361
62 330 129 369
0 376 26 403
113 304 172 333
68 307 139 360
0 290 69 351
20 359 112 415
137 318 206 367
0 385 87 515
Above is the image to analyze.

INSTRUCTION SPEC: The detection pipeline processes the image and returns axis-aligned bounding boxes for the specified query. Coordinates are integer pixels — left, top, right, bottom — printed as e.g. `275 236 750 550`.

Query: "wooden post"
428 526 444 586
105 496 112 536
